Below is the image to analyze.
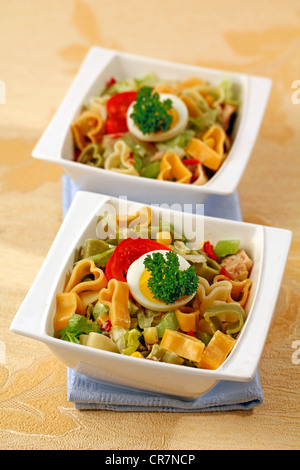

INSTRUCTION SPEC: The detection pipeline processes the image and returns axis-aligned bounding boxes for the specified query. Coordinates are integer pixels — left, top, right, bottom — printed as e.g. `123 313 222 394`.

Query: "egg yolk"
138 269 165 305
168 108 179 130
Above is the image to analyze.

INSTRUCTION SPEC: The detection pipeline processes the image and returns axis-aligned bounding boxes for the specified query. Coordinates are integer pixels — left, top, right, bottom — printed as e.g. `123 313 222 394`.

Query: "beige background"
0 0 299 450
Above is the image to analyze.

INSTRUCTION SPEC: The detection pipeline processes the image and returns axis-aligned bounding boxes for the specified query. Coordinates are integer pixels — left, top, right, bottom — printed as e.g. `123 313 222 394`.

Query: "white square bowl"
32 47 272 205
10 191 291 398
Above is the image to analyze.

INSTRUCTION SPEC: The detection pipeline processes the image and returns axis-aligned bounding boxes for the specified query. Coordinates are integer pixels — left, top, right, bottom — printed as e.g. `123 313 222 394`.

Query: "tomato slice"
105 237 172 282
105 91 137 134
106 91 137 116
106 113 128 134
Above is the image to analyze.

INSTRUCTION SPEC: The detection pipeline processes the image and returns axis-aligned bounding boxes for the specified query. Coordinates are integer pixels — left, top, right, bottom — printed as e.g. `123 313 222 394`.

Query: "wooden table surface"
0 0 299 450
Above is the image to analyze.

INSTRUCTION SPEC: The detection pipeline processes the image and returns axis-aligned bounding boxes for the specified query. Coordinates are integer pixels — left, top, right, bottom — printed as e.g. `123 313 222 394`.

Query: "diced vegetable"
90 301 109 321
147 344 184 365
213 240 240 258
156 311 179 338
140 160 161 179
156 231 172 247
143 326 159 344
122 329 141 355
194 331 212 346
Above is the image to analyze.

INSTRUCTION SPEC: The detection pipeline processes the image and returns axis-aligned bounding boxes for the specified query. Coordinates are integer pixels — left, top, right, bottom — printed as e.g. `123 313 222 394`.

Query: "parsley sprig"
143 251 199 304
130 86 173 134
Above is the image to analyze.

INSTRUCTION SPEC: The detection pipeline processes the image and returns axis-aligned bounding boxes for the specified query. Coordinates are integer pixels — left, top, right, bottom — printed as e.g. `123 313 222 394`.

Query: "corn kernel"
156 231 172 247
131 351 144 359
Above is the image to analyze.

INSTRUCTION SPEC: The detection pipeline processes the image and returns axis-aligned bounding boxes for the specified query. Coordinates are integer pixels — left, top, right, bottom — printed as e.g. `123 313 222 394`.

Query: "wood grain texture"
0 0 299 450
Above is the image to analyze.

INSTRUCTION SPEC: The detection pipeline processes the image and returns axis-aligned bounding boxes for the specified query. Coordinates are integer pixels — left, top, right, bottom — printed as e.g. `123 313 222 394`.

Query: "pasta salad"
54 205 253 370
71 73 240 186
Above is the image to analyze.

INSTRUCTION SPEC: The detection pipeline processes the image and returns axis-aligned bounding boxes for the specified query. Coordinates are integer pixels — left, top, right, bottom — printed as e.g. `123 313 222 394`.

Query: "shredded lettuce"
220 80 241 106
58 314 101 343
189 108 218 133
157 129 195 154
90 301 109 321
101 78 137 96
137 310 155 329
122 329 141 355
135 72 158 88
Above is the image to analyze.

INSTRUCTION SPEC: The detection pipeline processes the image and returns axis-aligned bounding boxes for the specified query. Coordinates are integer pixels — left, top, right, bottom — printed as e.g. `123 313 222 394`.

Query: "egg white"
126 93 189 142
126 250 197 312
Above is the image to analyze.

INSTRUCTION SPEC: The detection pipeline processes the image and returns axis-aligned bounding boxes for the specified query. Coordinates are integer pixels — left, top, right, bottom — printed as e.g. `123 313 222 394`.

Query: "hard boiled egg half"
126 93 189 142
126 250 196 312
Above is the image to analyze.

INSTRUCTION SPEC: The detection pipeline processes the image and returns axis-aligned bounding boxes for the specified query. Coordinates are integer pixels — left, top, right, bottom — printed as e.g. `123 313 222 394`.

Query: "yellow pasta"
192 163 209 186
175 306 200 332
213 274 252 308
64 259 107 295
186 125 226 172
194 276 233 315
104 140 139 176
158 151 192 184
180 95 202 118
71 110 104 150
54 292 85 332
203 125 226 159
98 279 131 329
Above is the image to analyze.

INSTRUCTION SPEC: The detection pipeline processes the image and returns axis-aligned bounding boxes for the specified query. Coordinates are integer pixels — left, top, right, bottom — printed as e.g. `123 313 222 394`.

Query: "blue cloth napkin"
62 175 263 411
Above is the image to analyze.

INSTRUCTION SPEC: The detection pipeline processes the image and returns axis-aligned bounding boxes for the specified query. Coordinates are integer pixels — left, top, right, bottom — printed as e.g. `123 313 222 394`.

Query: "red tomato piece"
106 113 128 134
105 237 172 282
106 91 137 116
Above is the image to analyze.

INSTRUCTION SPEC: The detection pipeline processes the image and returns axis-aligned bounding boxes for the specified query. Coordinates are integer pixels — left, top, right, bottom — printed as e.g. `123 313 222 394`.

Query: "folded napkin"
62 175 263 411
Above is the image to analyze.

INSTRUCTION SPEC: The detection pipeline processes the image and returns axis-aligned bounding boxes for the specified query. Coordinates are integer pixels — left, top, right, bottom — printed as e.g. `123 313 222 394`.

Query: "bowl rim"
32 46 273 197
10 190 292 383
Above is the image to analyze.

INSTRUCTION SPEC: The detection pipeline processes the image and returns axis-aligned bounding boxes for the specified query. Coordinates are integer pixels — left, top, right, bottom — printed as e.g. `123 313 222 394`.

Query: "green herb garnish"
130 86 173 134
143 251 199 304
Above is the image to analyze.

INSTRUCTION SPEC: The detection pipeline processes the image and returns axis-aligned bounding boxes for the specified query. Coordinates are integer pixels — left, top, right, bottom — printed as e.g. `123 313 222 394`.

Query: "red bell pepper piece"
105 77 117 88
187 330 197 338
220 267 232 279
203 241 217 260
183 159 200 166
105 237 172 282
101 320 112 332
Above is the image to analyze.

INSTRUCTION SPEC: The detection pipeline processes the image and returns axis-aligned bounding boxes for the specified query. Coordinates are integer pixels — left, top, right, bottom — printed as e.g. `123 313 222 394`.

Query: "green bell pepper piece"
156 311 179 338
213 240 240 258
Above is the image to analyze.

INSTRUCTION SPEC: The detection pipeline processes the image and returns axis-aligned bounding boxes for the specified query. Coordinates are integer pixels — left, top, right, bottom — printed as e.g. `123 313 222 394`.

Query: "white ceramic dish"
32 47 272 205
10 191 291 398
